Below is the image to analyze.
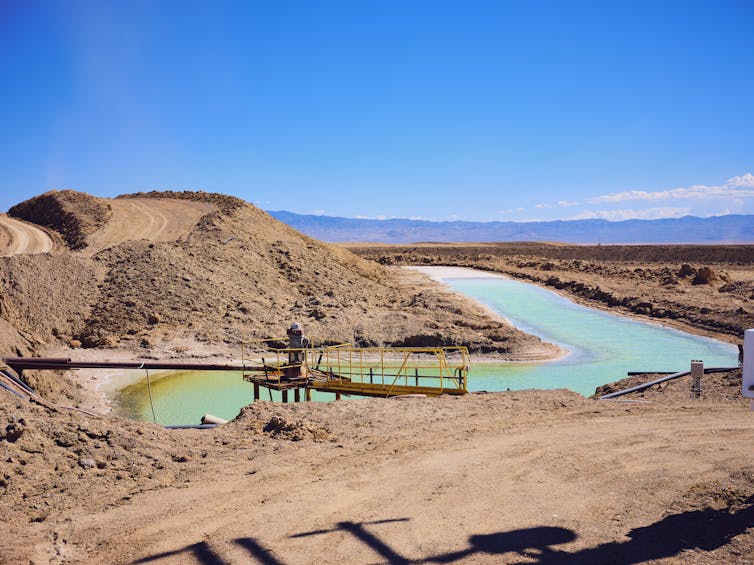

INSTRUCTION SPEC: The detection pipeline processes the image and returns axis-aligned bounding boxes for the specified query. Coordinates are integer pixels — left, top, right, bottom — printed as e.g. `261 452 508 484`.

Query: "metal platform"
241 340 470 401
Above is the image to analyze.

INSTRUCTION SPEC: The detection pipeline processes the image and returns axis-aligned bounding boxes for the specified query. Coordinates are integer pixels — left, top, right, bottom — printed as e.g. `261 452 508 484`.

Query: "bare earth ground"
1 386 752 564
1 191 555 363
1 194 753 563
82 198 217 256
0 214 57 256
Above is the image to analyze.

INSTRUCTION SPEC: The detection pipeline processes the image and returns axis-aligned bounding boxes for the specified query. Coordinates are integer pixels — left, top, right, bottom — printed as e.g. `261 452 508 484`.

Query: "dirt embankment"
9 190 112 250
71 195 551 358
1 387 752 564
0 215 58 257
594 367 749 403
0 191 556 375
349 243 754 343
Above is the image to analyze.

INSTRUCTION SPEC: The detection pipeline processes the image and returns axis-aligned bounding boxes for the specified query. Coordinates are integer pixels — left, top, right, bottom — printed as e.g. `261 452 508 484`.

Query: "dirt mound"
117 189 245 213
65 192 549 355
82 197 217 255
593 368 747 404
9 190 111 250
2 388 752 564
232 406 332 441
0 191 552 364
0 215 57 256
0 254 101 361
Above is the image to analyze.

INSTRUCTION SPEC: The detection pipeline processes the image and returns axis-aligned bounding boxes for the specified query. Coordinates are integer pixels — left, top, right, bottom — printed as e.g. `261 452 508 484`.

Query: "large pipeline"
4 357 264 374
164 424 218 429
0 368 36 395
600 366 740 400
0 380 25 398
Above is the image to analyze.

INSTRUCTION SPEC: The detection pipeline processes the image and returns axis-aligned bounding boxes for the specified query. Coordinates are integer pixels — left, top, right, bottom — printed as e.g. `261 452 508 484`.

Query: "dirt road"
6 393 751 564
83 198 216 255
0 215 55 256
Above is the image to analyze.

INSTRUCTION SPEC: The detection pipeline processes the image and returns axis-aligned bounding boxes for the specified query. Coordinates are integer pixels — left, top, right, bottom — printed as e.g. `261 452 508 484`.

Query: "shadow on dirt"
132 496 753 564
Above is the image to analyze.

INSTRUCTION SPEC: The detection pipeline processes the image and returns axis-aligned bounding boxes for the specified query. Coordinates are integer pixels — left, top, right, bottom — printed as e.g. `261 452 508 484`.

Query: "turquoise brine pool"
117 371 335 426
447 275 737 396
117 270 738 425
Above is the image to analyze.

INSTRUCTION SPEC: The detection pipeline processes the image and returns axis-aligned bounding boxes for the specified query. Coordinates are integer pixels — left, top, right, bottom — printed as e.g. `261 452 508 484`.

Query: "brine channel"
441 270 737 396
118 268 738 424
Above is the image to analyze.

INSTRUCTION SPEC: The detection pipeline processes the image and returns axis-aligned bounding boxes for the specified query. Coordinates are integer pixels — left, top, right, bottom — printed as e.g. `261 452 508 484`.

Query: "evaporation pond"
444 274 737 396
118 272 738 425
118 370 334 426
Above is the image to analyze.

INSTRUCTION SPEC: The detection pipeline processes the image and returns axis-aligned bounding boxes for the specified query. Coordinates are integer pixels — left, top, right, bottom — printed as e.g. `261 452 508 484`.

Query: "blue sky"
1 0 753 222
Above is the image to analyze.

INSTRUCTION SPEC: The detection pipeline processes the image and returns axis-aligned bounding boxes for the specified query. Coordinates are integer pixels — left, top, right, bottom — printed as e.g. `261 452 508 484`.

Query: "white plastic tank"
743 329 754 399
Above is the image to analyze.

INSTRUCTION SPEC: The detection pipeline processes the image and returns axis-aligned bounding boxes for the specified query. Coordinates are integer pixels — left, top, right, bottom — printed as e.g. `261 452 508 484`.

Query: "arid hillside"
0 191 555 367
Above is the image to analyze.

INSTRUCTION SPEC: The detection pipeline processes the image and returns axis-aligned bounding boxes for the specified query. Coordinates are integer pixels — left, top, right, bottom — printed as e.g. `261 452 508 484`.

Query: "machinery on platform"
3 322 471 405
241 322 469 402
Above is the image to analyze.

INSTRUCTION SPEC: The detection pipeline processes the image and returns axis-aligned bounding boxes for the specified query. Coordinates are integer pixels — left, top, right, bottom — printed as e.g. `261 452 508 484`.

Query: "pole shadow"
132 541 229 565
131 536 282 565
292 518 412 564
131 496 753 564
422 494 754 563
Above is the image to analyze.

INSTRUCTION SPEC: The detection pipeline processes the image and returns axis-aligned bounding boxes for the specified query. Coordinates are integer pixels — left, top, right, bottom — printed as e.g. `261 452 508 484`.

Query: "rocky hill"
0 190 555 365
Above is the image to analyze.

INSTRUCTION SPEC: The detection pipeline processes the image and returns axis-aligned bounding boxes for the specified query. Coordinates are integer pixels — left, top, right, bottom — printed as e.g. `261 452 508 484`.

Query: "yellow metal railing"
240 341 470 395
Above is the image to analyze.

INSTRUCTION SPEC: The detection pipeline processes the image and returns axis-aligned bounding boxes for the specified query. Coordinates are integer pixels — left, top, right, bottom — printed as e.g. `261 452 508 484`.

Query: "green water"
117 371 336 426
448 276 737 396
118 272 738 425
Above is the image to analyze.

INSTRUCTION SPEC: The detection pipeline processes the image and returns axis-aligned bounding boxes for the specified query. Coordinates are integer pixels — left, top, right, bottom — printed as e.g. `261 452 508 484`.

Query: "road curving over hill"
0 215 55 256
82 198 217 255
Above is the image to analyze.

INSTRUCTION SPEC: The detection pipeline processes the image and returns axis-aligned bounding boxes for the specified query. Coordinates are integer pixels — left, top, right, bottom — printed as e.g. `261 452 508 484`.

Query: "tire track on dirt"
83 198 216 255
0 215 55 256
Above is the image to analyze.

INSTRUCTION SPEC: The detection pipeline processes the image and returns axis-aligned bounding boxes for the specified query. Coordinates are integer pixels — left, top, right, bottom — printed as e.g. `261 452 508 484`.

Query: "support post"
305 388 312 401
253 383 259 402
282 390 288 403
335 392 341 401
415 368 419 387
294 388 300 403
690 360 703 399
743 329 754 410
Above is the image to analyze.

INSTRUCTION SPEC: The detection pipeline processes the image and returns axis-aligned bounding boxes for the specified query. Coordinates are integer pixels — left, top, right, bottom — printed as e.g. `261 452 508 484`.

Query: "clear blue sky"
1 0 753 222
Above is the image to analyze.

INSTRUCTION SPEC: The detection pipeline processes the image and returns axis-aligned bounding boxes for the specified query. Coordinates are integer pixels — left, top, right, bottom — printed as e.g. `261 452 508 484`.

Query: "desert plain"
1 191 753 564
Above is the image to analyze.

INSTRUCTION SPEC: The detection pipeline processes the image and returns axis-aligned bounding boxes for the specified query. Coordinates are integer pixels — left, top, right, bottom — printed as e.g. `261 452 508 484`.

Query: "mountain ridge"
268 211 754 244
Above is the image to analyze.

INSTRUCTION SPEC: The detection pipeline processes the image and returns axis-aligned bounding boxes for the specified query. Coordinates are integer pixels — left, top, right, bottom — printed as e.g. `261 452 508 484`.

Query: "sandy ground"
0 214 56 256
2 390 752 564
82 198 217 255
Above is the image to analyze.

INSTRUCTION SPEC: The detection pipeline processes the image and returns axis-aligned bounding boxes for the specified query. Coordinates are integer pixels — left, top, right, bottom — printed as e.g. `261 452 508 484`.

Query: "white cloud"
311 209 326 216
589 173 754 204
498 207 525 216
727 173 754 188
535 203 553 209
568 207 692 221
557 200 579 207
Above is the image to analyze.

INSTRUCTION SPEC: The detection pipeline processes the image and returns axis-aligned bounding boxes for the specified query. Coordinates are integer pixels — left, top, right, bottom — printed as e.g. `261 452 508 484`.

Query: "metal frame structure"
240 339 470 400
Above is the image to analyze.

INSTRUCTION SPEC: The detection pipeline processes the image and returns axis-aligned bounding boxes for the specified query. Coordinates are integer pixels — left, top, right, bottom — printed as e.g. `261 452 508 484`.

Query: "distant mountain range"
268 211 754 244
